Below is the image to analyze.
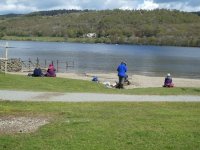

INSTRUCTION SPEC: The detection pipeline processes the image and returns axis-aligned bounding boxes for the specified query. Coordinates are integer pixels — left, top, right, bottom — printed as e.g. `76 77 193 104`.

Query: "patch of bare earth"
0 116 49 134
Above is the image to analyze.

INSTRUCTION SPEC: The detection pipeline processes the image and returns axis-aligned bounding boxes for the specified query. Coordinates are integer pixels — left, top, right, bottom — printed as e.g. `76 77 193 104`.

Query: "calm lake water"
0 40 200 78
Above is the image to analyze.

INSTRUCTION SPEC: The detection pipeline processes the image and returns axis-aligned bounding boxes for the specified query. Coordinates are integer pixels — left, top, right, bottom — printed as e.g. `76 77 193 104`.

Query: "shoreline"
8 72 200 89
1 38 199 48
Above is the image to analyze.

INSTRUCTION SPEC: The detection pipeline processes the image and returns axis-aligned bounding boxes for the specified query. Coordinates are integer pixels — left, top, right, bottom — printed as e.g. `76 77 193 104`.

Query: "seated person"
163 73 174 87
28 66 43 77
45 64 56 77
32 67 43 77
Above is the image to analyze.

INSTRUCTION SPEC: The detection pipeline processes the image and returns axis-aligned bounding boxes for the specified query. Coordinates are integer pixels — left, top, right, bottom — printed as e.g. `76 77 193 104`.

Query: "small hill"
0 9 200 47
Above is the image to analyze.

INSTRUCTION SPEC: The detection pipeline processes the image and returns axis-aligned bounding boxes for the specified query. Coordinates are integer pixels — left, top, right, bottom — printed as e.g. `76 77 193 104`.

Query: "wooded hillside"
0 9 200 47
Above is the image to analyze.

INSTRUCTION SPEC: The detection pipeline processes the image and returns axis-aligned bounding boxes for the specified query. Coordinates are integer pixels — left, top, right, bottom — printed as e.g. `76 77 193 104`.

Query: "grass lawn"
0 73 200 95
0 73 200 149
0 101 200 150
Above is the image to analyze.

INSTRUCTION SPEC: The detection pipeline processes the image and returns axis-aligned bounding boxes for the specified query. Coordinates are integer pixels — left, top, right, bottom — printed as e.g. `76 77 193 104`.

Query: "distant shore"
8 72 200 89
1 36 199 47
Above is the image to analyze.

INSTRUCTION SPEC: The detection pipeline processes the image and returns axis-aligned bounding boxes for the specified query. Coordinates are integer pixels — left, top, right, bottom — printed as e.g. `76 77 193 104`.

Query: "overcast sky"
0 0 200 15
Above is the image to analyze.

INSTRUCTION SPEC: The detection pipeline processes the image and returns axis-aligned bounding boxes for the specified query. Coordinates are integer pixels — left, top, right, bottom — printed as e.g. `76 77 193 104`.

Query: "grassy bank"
0 101 200 150
0 73 200 95
1 36 69 42
1 36 98 43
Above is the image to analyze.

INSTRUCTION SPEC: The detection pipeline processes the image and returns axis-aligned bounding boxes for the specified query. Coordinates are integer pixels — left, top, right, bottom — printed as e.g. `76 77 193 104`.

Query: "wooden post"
45 59 47 68
5 42 8 73
28 58 31 71
0 57 1 71
36 57 39 67
57 60 59 72
66 61 68 71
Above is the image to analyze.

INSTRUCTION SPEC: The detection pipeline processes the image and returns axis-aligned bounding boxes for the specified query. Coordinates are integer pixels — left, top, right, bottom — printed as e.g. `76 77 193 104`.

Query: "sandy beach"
56 72 200 89
8 72 200 89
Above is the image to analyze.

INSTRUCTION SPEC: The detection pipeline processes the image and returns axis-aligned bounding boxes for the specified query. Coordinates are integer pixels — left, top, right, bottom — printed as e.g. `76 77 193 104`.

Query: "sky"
0 0 200 15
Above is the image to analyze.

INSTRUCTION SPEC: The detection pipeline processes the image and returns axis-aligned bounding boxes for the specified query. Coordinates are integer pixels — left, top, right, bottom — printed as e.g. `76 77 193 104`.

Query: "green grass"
1 36 97 43
0 73 200 95
1 36 67 42
0 73 106 93
0 101 200 150
1 36 109 44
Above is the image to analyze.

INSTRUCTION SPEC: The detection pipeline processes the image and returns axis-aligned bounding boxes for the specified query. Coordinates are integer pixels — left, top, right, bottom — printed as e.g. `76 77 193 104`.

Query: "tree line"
0 9 200 47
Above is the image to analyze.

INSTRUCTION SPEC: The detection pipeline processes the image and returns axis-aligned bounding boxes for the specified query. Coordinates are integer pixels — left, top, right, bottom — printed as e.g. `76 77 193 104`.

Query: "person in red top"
45 64 56 77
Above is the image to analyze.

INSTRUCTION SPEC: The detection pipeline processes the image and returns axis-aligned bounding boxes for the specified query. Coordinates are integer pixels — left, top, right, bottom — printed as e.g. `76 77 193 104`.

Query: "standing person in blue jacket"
117 62 127 89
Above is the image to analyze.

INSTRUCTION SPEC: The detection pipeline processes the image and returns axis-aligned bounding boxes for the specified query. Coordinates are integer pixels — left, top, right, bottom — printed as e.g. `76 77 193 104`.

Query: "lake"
0 40 200 78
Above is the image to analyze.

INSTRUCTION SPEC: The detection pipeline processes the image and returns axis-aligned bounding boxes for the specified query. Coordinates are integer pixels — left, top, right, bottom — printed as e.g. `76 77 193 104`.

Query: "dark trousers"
118 76 125 89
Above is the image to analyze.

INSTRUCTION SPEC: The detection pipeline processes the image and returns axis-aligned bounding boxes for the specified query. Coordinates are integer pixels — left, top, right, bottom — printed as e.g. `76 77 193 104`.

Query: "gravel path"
0 90 200 102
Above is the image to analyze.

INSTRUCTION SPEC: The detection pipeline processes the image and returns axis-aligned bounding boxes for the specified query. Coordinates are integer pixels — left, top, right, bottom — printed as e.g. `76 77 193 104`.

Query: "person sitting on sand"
45 64 56 77
163 73 174 87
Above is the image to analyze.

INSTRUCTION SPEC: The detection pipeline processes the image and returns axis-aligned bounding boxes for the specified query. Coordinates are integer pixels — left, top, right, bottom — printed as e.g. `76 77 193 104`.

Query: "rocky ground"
0 116 49 134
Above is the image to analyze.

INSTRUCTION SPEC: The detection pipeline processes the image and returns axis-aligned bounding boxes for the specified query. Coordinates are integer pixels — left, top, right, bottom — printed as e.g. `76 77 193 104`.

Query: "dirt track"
0 90 200 102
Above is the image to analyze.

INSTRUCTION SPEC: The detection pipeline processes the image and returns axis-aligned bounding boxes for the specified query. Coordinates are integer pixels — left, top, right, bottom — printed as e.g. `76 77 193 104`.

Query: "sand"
8 72 200 88
57 72 200 88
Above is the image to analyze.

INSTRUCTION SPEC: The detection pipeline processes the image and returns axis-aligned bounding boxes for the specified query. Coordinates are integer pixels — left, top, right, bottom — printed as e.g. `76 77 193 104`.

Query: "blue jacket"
117 63 127 77
33 68 43 77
